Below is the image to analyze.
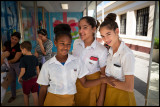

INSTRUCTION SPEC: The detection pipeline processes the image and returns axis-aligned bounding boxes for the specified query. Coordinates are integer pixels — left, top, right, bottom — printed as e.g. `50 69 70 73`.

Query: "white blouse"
37 54 89 95
72 39 108 75
105 41 135 81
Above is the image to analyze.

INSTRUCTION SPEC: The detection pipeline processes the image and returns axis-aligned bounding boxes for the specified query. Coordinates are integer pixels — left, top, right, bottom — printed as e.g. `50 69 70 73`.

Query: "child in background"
37 24 114 106
18 41 40 106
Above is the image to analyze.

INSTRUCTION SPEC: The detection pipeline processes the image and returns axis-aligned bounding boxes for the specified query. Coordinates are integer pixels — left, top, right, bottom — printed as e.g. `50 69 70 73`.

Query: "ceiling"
37 1 102 12
37 1 86 12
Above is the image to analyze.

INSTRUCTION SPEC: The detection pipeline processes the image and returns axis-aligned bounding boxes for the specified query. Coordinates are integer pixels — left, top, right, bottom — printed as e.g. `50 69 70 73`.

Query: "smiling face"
78 19 96 41
54 35 72 56
11 36 20 46
100 27 119 47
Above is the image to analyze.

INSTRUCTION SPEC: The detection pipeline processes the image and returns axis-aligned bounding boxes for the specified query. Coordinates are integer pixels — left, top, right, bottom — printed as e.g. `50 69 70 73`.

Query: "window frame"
120 13 127 34
136 7 149 36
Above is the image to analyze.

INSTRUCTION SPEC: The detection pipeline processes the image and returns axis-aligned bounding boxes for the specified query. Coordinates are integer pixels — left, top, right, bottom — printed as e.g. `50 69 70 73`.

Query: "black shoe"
8 97 16 103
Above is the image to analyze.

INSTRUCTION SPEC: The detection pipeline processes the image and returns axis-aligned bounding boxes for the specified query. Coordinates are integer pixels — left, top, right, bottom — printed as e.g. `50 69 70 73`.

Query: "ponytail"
100 13 118 31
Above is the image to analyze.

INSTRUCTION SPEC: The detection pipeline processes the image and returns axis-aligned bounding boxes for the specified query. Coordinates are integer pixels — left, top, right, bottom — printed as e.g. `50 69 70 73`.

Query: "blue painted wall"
1 1 19 44
49 12 83 52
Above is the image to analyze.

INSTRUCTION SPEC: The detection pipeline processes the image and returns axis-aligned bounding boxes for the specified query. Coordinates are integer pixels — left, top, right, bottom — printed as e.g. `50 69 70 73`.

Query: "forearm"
8 59 17 64
37 71 40 76
81 78 103 88
36 67 40 76
97 67 107 104
39 86 48 106
39 43 46 55
113 81 133 92
97 83 106 104
8 53 22 64
34 50 39 58
18 70 25 79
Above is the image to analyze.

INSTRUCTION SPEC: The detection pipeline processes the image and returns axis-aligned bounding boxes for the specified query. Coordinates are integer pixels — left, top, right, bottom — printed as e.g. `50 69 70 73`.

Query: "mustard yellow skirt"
44 92 75 106
74 71 101 106
104 85 136 106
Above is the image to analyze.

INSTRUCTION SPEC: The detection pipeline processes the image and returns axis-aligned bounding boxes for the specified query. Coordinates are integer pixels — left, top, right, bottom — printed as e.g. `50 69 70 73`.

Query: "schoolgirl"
99 13 136 106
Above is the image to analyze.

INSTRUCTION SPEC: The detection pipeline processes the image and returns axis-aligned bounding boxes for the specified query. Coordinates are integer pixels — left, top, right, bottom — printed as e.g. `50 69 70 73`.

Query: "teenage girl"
99 13 136 106
72 16 109 106
37 24 113 106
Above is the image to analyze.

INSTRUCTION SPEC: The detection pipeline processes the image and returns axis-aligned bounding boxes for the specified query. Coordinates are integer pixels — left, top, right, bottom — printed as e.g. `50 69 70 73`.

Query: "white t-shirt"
37 54 89 95
105 41 135 81
72 39 108 75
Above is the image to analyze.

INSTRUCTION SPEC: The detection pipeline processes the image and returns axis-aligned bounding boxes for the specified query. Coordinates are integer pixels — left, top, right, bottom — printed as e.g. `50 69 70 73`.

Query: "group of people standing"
1 29 53 105
1 13 136 106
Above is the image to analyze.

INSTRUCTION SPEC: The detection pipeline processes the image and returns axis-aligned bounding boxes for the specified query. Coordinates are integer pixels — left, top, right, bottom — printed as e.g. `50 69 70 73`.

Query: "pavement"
1 50 159 106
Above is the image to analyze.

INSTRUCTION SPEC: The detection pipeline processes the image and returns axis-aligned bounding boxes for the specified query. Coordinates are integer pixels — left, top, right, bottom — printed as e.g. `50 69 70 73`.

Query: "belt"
23 75 37 81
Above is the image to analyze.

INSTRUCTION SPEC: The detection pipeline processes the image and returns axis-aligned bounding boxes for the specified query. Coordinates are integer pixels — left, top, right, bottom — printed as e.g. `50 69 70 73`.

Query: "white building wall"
126 11 136 36
97 1 155 49
119 4 155 48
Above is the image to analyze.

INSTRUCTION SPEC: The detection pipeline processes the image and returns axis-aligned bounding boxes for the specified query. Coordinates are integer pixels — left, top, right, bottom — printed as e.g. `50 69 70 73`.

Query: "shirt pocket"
113 65 123 79
71 68 78 82
87 58 99 72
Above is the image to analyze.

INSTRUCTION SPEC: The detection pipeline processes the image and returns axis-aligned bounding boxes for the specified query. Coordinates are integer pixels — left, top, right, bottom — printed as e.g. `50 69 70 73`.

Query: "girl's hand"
36 37 42 44
101 77 116 87
100 74 106 78
107 76 119 82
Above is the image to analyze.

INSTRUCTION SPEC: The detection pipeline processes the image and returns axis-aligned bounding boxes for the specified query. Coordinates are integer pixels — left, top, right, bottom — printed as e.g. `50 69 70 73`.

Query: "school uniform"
36 54 89 106
72 38 108 106
104 41 136 106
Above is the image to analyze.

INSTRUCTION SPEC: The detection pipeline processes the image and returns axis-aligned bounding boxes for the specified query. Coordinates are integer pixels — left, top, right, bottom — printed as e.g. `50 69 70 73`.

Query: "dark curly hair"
54 24 72 41
37 29 48 37
11 32 21 40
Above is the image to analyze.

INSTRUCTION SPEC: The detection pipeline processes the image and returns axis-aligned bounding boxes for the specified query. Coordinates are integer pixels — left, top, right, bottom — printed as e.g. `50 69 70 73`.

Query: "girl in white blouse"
72 16 109 106
99 13 136 106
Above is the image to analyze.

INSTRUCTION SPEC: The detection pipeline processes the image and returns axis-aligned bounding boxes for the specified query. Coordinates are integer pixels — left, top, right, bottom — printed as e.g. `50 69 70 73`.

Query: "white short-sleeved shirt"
72 39 108 75
37 54 89 95
105 41 135 81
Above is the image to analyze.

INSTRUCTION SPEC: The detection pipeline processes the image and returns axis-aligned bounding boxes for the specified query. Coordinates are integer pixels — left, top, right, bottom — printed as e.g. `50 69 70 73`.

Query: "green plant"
154 37 159 49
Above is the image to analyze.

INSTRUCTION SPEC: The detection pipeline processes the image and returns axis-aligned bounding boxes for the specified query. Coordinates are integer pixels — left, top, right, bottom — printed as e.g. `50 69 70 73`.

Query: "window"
136 7 149 36
120 14 126 34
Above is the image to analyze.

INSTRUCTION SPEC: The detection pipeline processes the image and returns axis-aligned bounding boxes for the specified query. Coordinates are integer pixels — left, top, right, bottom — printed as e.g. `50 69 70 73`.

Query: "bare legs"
32 92 38 106
23 92 38 106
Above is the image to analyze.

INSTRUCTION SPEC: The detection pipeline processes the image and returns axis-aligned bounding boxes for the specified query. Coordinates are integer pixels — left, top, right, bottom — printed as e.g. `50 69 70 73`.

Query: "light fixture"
61 3 68 10
21 6 25 10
